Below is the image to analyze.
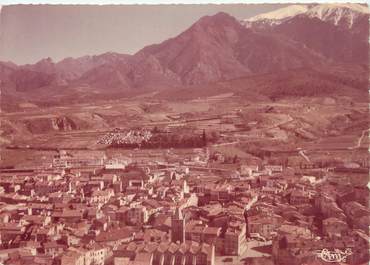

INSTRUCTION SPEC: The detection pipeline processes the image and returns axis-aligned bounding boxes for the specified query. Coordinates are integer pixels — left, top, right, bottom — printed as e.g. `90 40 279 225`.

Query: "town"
0 142 368 265
0 2 369 265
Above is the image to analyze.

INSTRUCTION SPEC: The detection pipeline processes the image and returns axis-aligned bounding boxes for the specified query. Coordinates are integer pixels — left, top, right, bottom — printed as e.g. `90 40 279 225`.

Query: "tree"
202 129 207 145
152 126 160 133
210 131 220 142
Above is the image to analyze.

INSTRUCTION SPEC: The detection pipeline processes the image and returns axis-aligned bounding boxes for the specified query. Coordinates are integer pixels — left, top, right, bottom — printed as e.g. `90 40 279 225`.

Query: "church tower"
171 207 185 243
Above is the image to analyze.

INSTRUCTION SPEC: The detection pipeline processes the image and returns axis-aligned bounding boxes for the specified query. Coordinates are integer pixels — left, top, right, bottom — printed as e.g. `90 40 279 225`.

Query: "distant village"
0 146 369 265
97 128 210 149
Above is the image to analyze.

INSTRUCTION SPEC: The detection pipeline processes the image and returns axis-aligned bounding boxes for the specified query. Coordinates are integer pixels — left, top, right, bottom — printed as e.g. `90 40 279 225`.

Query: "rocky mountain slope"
243 4 369 64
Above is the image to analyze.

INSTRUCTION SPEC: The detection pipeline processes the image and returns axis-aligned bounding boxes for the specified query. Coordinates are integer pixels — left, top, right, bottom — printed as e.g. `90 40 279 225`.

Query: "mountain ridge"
1 5 368 111
244 3 369 29
243 4 369 64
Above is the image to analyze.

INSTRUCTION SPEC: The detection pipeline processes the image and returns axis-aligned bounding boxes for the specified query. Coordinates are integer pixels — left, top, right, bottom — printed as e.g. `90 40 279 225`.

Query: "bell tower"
171 207 185 243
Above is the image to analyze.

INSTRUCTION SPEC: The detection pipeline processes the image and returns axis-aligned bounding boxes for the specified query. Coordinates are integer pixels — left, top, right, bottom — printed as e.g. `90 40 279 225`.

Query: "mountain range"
1 4 368 110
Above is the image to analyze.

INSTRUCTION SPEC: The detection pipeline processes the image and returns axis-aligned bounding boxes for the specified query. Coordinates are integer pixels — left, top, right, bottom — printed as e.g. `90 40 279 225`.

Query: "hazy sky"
0 4 288 64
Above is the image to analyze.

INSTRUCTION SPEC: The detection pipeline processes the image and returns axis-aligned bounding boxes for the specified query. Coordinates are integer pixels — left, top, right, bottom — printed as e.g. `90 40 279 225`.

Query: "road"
212 141 240 147
299 150 311 163
354 129 369 149
347 128 369 150
215 240 272 265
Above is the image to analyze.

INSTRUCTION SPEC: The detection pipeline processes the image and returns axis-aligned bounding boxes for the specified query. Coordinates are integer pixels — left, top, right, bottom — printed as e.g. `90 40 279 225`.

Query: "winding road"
349 128 369 150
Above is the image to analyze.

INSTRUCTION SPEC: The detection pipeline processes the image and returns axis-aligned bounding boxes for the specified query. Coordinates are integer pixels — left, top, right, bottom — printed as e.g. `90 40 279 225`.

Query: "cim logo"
315 248 353 263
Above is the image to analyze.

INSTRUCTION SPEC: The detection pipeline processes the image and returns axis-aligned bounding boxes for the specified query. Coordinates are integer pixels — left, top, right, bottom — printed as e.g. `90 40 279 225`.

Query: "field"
1 93 368 169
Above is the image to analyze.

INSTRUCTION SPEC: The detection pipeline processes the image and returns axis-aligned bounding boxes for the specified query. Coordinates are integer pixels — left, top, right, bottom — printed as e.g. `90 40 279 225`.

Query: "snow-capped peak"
308 3 369 16
306 3 369 27
246 5 309 22
244 3 369 29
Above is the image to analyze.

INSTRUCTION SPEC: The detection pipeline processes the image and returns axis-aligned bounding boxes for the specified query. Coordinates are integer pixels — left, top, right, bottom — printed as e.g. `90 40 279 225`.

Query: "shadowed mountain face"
136 12 324 85
1 6 369 109
270 14 368 64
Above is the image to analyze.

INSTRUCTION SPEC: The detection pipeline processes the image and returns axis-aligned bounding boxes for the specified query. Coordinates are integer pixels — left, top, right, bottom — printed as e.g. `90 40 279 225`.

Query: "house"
4 254 54 265
322 217 349 238
96 228 135 248
187 225 204 243
315 194 346 220
116 241 215 265
290 190 310 205
342 201 370 232
0 222 26 246
90 189 114 204
202 227 221 245
122 169 149 189
261 186 279 195
264 165 283 174
350 230 370 264
84 243 108 265
142 199 163 216
224 221 247 256
43 241 67 258
60 249 85 265
127 205 149 225
116 206 130 222
52 209 84 223
105 158 130 169
21 215 51 227
34 181 69 196
239 165 259 177
248 214 283 240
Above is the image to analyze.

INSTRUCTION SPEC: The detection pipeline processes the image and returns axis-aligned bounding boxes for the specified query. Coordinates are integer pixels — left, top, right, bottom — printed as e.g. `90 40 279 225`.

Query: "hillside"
155 64 368 101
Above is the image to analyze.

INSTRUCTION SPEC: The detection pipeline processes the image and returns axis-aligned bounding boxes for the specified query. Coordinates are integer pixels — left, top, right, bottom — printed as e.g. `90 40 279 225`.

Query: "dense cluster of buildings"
97 129 153 145
0 148 368 265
